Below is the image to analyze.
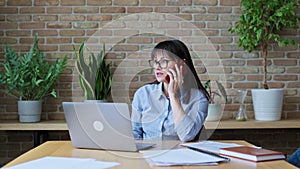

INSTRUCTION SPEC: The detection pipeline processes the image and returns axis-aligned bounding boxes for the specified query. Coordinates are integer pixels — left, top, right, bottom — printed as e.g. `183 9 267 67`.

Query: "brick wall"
0 0 299 120
0 0 299 166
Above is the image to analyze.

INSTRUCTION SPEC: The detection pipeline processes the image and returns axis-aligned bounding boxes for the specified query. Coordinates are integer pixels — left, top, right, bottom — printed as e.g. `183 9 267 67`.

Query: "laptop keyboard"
136 142 155 150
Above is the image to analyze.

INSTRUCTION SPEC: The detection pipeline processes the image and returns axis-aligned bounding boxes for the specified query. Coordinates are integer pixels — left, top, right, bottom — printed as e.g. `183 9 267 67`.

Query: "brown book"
219 146 286 162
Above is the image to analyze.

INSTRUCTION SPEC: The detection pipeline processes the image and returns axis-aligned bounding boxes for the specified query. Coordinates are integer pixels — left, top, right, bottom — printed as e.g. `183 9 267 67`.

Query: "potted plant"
0 34 68 122
229 0 299 121
204 80 228 121
73 42 112 101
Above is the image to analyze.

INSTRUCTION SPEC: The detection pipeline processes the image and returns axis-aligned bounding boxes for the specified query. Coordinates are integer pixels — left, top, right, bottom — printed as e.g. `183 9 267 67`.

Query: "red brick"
61 0 85 6
208 7 232 13
74 7 99 13
100 7 125 13
113 45 139 52
6 30 31 36
20 22 45 29
194 0 217 5
87 15 112 21
19 38 45 44
127 7 153 13
20 7 45 13
140 0 165 6
220 0 241 6
34 0 59 6
47 22 71 28
287 52 300 58
33 15 58 21
247 75 263 81
47 7 72 14
114 0 138 6
46 38 72 44
286 68 300 73
127 37 152 44
0 23 17 29
154 7 179 13
60 15 85 21
167 30 192 36
274 75 298 81
209 37 232 43
234 83 258 89
73 22 98 29
0 7 17 13
287 96 300 104
6 15 31 21
274 60 297 66
7 0 32 6
287 82 300 88
33 30 58 36
167 0 191 6
60 30 85 36
58 45 74 51
87 0 112 6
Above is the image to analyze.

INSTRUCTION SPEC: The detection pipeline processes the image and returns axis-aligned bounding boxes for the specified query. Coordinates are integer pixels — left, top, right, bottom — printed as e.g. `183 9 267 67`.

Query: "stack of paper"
5 156 119 169
140 148 228 166
181 140 243 154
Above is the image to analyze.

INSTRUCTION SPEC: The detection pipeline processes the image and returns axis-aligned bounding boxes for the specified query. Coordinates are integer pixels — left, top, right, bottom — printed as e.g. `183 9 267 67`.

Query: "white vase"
18 100 42 122
206 104 222 121
251 89 284 121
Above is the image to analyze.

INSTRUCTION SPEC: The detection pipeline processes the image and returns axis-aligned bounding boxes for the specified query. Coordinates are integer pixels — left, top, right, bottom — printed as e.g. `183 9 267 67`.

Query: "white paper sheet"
140 148 228 166
4 156 119 169
181 141 242 153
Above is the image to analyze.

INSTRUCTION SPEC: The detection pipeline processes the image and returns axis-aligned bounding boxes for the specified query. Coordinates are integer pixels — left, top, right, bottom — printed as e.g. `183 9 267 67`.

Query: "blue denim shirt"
131 82 208 142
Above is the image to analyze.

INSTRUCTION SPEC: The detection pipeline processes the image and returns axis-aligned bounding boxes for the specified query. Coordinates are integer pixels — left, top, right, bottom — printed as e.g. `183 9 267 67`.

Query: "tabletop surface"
3 140 297 169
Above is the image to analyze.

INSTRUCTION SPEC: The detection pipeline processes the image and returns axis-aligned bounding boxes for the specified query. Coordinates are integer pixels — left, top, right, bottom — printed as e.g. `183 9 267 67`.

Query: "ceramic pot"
206 103 222 121
18 100 42 122
251 89 284 121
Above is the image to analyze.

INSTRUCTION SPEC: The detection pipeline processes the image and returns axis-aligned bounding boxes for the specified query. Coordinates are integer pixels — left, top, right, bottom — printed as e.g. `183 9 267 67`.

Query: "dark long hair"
150 39 209 101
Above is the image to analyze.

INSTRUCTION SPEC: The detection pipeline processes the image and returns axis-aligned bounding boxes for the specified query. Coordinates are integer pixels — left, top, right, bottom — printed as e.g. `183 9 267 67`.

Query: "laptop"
62 102 155 152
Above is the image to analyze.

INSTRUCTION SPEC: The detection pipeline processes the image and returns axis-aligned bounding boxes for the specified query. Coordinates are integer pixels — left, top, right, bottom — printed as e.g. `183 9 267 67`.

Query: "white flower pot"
206 104 222 121
251 89 284 121
18 100 42 122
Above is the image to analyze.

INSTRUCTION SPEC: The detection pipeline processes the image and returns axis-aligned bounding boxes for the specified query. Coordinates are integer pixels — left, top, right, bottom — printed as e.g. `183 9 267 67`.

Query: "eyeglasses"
148 59 173 69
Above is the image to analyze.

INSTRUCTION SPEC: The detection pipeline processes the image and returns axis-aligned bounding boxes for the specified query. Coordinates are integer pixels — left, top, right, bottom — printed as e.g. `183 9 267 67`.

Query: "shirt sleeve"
175 91 208 142
131 88 144 140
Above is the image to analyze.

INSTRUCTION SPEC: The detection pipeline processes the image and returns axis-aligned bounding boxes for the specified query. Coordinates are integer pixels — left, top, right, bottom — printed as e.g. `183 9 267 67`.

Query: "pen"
187 147 231 162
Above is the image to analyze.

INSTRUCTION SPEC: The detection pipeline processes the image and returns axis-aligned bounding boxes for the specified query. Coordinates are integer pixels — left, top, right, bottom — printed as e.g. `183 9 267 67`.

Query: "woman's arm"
173 91 208 142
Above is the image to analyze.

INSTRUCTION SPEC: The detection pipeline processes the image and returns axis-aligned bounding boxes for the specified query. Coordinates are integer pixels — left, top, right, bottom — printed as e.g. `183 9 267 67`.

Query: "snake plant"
74 42 112 100
204 80 228 104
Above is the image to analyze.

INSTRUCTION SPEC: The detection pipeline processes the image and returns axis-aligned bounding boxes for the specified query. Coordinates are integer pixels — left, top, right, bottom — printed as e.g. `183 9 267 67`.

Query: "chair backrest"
191 125 207 142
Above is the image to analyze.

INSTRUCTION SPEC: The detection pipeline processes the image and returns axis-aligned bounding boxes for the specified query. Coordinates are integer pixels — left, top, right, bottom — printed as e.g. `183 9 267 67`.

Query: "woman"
131 39 209 142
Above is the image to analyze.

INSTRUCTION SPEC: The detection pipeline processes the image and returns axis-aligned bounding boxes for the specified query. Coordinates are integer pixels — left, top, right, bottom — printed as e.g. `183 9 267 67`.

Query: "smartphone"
165 75 170 83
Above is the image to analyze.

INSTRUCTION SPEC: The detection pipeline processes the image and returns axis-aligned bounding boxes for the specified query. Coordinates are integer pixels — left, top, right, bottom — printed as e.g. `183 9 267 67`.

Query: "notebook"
219 146 286 162
62 102 155 152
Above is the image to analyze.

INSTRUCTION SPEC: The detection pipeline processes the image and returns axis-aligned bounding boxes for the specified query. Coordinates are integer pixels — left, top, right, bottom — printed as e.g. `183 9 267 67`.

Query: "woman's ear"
179 60 188 75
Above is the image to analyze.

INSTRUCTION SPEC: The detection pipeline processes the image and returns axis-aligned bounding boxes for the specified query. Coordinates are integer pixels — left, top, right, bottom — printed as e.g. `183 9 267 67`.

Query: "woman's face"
151 54 176 83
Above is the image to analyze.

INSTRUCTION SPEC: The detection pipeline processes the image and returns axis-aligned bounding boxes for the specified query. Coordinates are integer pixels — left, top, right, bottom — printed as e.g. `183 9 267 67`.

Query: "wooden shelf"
0 119 299 131
0 120 68 131
205 119 300 129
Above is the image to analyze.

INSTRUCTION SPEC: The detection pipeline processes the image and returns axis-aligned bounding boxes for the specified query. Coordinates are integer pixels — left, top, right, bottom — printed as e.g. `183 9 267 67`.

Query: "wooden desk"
3 140 297 169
